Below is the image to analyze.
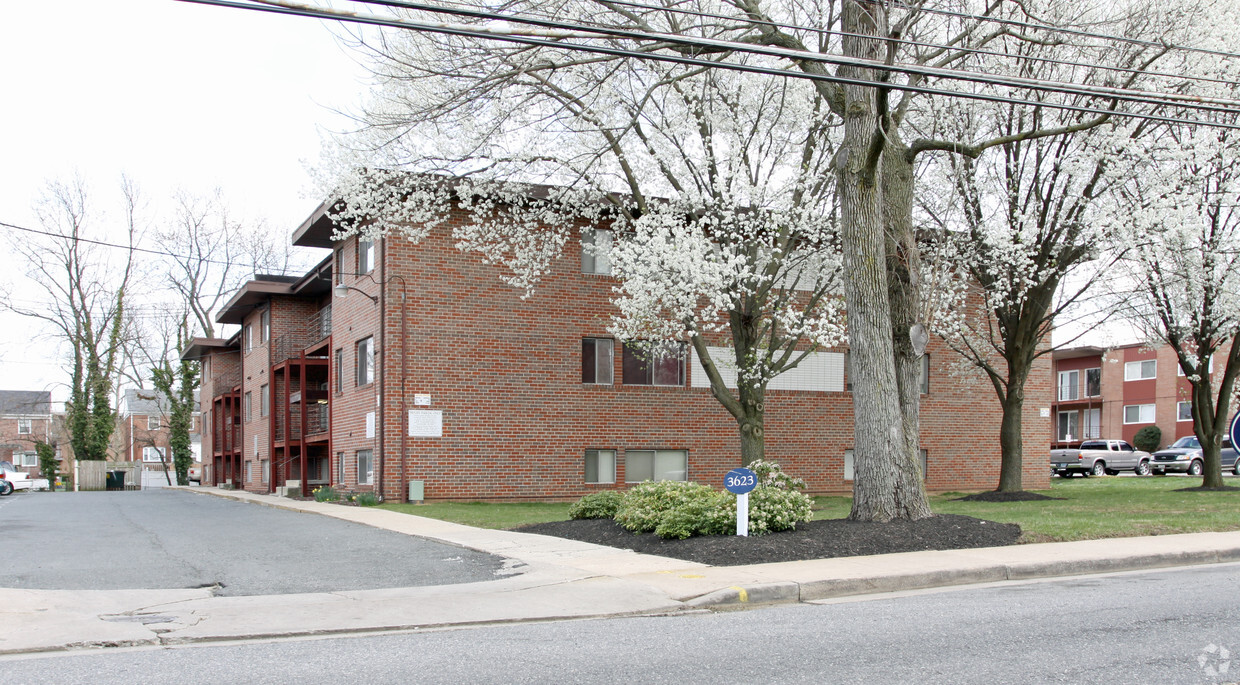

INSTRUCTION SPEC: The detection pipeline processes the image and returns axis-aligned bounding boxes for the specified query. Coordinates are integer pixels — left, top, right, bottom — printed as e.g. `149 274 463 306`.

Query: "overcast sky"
0 0 371 404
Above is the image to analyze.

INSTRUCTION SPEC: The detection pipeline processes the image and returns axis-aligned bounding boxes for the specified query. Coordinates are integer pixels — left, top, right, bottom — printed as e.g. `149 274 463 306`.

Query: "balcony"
273 305 333 365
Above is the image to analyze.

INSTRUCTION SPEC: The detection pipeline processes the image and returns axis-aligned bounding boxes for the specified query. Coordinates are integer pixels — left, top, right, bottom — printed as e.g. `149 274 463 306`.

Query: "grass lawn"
378 500 572 529
815 476 1240 542
381 476 1240 542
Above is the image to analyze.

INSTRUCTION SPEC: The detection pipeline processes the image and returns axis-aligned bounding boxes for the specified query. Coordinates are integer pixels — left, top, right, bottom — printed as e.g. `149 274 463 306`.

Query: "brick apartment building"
115 388 202 475
0 390 52 476
1050 343 1230 450
186 194 1052 502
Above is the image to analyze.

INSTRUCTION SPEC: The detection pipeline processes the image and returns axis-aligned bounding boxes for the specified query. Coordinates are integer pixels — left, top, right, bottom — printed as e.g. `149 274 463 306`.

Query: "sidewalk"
4 486 1240 655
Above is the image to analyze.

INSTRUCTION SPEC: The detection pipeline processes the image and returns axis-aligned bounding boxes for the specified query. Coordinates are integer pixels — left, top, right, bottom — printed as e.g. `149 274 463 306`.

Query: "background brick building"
1050 343 1230 450
115 388 201 480
0 390 52 477
190 196 1051 501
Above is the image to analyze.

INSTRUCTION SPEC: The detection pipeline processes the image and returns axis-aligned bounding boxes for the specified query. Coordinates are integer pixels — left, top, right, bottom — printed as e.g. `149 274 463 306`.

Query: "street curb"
687 547 1240 608
181 488 1240 613
685 582 800 607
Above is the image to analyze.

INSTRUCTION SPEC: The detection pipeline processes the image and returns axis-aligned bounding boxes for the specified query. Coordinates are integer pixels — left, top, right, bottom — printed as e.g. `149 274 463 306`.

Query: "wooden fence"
76 461 141 491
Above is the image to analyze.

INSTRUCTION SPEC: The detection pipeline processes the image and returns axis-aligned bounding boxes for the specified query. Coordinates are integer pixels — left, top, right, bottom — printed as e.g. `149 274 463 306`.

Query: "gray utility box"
408 480 425 503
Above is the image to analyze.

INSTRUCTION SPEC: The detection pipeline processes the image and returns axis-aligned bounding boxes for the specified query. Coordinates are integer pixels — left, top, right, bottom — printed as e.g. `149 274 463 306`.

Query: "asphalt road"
5 562 1239 684
0 489 507 595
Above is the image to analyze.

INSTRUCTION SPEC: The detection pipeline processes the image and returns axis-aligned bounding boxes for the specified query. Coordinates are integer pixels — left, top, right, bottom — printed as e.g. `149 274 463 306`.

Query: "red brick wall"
331 233 383 492
200 349 240 485
240 306 272 491
344 214 1049 501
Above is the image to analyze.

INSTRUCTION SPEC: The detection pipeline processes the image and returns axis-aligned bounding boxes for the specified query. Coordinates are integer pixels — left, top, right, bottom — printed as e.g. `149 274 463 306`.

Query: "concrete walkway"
5 486 1240 655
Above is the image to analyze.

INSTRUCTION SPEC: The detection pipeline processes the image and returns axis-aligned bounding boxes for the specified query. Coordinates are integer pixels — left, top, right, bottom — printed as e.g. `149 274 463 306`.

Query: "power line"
884 0 1240 63
178 0 1240 130
0 220 307 276
319 0 1240 114
394 0 1240 93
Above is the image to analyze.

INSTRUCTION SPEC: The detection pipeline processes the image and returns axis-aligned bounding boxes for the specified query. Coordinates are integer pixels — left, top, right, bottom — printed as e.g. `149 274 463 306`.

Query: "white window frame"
244 324 253 352
1057 411 1079 442
261 459 270 484
357 449 374 485
1124 360 1156 381
1085 368 1102 397
622 341 686 387
20 451 37 467
585 449 616 484
844 448 854 481
1058 370 1080 401
1178 357 1215 376
582 338 614 385
17 418 32 435
260 384 269 418
147 415 160 431
357 337 375 387
260 309 270 343
358 239 375 274
1084 408 1102 439
244 392 252 422
580 229 613 275
920 354 930 394
1123 403 1156 424
1178 401 1193 422
624 449 687 482
142 446 165 463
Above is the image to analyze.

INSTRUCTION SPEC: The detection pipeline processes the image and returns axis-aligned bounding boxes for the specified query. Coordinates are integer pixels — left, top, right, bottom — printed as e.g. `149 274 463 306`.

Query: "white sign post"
724 467 758 538
736 492 749 537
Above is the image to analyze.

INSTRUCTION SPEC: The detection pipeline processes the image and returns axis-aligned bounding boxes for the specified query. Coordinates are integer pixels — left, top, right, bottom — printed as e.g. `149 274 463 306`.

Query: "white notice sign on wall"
409 410 443 438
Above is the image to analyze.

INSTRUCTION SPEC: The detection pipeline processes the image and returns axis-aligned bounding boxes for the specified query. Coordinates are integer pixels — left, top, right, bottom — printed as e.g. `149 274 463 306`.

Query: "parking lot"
0 489 508 596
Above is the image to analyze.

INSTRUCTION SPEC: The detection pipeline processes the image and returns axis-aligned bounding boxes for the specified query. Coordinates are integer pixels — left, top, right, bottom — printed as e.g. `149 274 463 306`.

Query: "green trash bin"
106 470 126 491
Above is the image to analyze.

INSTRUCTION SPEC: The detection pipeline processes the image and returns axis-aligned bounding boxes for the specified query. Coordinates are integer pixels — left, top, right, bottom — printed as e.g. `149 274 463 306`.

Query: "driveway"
0 490 507 596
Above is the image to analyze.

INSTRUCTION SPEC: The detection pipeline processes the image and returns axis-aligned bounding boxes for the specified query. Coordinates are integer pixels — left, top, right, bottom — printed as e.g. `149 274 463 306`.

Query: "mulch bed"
954 491 1063 502
516 514 1021 567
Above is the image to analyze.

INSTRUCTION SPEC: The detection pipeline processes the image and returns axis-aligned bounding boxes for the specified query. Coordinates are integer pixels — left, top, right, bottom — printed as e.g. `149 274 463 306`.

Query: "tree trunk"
1193 376 1226 488
737 382 766 466
882 136 933 518
838 0 927 522
997 387 1026 492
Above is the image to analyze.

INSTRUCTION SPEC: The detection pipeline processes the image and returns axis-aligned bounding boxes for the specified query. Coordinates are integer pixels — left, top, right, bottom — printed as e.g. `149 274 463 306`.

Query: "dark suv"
1151 436 1240 476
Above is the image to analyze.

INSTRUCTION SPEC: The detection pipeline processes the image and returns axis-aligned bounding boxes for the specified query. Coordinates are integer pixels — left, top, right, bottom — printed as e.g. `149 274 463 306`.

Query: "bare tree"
4 176 137 461
157 189 292 339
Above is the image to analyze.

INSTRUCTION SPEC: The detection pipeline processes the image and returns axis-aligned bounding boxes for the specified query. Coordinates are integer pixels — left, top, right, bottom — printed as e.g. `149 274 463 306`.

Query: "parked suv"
1151 436 1240 476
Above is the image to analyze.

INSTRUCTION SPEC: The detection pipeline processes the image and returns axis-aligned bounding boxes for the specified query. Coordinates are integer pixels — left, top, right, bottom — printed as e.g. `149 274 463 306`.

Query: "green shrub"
355 492 380 506
612 462 814 540
653 490 733 539
746 485 813 534
313 486 341 502
569 490 624 519
747 459 807 492
614 481 720 534
1134 425 1163 452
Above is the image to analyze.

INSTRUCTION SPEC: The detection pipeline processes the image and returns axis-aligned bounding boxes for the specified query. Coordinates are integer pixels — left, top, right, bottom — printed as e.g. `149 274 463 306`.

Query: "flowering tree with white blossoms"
297 0 1214 519
926 104 1157 493
1111 113 1240 488
322 19 849 469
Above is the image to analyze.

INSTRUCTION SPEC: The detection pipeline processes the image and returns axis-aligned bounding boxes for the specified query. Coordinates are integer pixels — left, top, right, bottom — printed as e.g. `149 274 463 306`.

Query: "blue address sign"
724 467 758 495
